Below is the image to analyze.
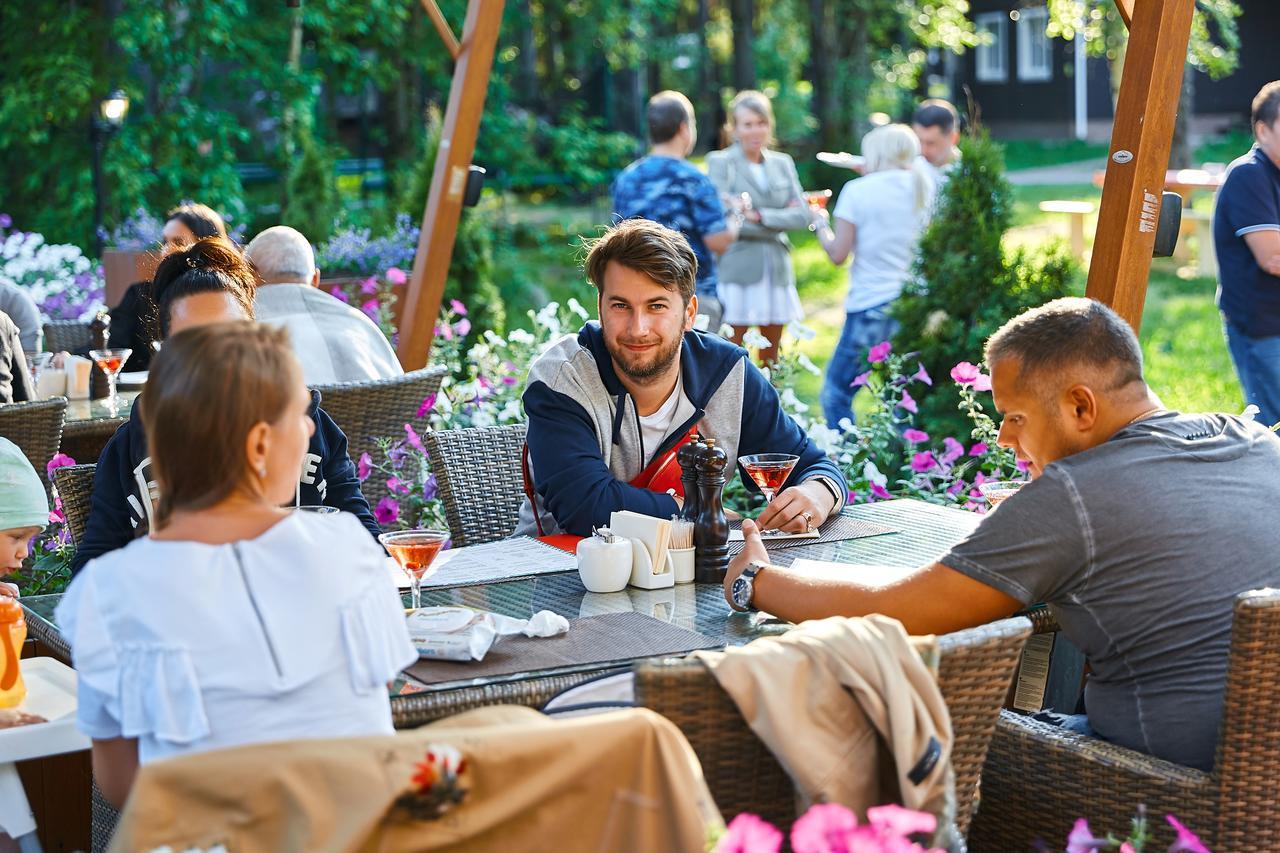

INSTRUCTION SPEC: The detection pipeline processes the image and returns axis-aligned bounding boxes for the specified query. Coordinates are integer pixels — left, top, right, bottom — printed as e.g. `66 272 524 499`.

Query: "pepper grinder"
693 438 730 583
88 310 110 401
676 432 706 522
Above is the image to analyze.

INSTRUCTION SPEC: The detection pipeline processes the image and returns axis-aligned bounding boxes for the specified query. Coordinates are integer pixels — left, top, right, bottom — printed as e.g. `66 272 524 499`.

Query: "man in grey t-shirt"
723 297 1280 771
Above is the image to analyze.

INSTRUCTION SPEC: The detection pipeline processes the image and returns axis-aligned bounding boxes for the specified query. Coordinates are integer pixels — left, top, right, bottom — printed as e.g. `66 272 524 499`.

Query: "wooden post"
1085 0 1195 331
397 0 506 369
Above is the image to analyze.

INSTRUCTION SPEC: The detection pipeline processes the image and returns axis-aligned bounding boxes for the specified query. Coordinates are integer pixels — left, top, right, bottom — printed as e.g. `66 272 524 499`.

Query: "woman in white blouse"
57 322 416 808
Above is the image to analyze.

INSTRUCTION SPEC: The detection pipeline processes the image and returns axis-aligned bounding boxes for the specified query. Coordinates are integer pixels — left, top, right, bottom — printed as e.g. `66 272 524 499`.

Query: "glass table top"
64 390 139 424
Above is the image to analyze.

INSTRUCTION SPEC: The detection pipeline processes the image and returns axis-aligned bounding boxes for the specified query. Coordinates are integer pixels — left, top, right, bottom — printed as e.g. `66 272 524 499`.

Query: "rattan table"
21 499 984 729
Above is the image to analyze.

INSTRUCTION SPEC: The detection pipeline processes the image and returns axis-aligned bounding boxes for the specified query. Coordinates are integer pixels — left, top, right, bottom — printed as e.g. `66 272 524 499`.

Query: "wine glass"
738 453 800 506
88 347 132 414
379 529 450 611
23 352 52 397
978 480 1026 510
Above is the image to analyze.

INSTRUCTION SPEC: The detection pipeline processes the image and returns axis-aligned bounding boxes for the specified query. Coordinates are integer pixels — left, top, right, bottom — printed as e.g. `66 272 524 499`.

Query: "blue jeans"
821 305 899 430
1223 316 1280 428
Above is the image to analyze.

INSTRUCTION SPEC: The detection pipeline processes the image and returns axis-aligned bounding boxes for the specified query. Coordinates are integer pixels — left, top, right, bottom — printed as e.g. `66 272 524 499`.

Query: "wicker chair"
635 615 1033 838
425 423 528 548
0 396 68 491
43 320 91 353
969 589 1280 851
52 464 95 549
313 365 446 508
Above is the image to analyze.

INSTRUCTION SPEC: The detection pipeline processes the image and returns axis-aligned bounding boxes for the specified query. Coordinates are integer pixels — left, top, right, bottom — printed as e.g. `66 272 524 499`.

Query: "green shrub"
282 126 338 244
893 131 1078 438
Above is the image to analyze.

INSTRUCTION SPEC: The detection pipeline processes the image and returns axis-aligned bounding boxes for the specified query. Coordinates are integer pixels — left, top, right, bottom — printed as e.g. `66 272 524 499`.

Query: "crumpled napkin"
407 607 570 662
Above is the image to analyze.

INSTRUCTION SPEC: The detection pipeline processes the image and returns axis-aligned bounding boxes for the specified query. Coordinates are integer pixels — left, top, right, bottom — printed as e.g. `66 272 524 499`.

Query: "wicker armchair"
313 366 446 508
969 589 1280 850
43 320 91 353
0 396 68 491
635 615 1033 837
52 464 95 549
424 424 528 548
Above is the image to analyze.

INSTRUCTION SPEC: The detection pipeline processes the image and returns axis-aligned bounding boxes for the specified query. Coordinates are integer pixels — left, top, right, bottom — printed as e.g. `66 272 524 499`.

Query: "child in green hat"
0 437 47 592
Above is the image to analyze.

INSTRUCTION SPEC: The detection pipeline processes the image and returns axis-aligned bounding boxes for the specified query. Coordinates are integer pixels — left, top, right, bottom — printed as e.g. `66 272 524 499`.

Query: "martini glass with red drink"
88 347 133 415
739 453 800 530
379 529 450 610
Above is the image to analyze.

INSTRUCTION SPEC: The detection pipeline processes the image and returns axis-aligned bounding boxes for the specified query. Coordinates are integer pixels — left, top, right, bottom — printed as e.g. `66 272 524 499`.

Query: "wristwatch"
730 560 770 613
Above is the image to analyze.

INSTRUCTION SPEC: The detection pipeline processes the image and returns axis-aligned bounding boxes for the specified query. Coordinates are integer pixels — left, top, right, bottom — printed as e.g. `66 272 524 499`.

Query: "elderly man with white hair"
244 225 403 385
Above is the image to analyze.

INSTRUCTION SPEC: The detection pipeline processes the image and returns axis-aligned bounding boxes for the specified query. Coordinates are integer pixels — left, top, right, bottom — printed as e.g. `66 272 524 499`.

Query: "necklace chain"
1125 406 1166 427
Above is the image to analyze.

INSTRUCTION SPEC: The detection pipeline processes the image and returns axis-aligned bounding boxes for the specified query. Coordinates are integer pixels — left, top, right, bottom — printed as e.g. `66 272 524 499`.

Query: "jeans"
821 305 899 430
1223 316 1280 428
1031 710 1096 737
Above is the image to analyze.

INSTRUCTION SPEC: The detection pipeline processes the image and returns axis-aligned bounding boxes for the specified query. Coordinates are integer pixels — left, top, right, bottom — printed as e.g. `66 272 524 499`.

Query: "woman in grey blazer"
707 91 813 363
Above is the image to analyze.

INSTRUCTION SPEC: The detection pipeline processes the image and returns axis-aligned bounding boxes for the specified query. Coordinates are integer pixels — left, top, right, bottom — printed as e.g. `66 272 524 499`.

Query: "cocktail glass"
379 529 450 611
803 189 832 210
23 352 52 397
739 453 800 505
296 505 339 514
978 480 1026 510
88 348 132 415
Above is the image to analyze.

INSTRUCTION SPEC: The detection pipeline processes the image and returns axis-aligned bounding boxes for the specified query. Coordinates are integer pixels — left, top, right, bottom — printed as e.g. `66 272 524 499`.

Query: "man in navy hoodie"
71 260 379 575
517 218 845 537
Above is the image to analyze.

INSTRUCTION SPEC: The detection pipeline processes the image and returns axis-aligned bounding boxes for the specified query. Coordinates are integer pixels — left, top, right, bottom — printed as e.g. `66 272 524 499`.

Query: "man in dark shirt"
1214 80 1280 426
612 91 739 331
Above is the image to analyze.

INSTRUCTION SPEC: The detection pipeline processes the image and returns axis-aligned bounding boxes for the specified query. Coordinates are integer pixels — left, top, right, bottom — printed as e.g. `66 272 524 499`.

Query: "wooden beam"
419 0 461 59
1114 0 1134 29
397 0 505 369
1085 0 1195 332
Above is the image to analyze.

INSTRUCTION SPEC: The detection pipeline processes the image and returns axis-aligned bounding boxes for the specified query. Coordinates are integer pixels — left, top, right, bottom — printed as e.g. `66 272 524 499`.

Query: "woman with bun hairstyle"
57 320 415 808
72 237 381 576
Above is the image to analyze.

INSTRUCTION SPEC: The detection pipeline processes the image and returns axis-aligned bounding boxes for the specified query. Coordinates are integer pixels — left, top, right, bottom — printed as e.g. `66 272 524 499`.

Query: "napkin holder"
609 510 675 590
64 356 91 400
626 537 675 589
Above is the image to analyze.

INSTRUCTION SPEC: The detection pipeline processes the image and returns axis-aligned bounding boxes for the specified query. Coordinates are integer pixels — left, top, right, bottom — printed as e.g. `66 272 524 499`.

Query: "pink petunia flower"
360 277 379 295
950 362 981 385
386 476 412 496
903 429 930 443
898 389 918 414
1166 815 1209 853
941 436 965 465
851 371 872 388
417 393 438 417
910 451 937 473
385 267 407 285
361 299 379 319
436 323 453 341
46 452 76 479
329 286 349 304
867 341 892 363
455 317 471 336
913 363 932 386
404 423 427 455
357 452 373 482
791 803 859 853
450 299 468 316
1016 459 1030 472
374 497 400 526
715 813 783 853
48 509 64 525
866 804 936 838
968 442 988 457
870 483 893 501
973 373 993 392
1066 818 1102 853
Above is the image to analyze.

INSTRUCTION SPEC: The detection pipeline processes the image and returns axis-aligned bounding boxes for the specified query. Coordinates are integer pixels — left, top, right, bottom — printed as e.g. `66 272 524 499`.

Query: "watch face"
730 576 752 610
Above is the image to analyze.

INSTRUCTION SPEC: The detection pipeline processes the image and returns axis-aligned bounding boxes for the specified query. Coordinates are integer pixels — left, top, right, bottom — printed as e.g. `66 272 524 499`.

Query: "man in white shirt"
911 99 961 188
244 226 402 385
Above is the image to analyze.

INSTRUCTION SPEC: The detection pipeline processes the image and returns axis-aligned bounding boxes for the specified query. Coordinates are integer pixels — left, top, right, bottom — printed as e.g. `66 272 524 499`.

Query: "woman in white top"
707 91 812 364
811 123 936 429
56 322 416 808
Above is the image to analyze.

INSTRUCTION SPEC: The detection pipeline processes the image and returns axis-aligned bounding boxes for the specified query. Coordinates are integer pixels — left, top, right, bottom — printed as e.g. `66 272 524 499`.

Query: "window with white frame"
975 13 1009 83
1016 6 1053 82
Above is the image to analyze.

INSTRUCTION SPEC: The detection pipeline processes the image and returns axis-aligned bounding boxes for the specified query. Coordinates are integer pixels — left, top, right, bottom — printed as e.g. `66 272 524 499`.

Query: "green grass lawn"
492 182 1243 418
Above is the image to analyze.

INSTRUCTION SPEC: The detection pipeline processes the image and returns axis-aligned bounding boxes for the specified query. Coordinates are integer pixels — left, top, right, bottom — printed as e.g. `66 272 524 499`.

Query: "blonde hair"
726 90 776 147
861 123 931 211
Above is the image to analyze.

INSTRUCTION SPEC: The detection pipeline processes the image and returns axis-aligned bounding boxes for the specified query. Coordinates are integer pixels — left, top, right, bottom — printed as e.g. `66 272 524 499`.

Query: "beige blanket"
109 705 722 853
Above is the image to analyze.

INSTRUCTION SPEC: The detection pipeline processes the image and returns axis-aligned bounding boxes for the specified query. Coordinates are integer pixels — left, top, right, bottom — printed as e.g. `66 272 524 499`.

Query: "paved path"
1006 159 1105 186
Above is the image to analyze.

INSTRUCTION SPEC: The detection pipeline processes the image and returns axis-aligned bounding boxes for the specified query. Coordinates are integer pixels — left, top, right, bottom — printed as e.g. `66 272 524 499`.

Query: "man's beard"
610 329 684 383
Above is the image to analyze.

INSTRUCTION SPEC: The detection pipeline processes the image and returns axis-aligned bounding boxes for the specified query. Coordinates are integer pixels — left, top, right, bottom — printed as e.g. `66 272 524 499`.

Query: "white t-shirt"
637 375 693 467
56 511 417 765
832 169 935 313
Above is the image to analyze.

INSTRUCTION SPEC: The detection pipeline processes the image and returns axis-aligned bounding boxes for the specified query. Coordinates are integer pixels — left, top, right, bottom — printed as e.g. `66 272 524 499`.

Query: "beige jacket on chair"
692 614 957 844
706 144 810 288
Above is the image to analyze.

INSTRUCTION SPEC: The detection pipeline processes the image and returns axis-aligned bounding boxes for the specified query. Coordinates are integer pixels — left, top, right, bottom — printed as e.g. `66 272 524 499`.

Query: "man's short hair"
985 297 1145 393
244 225 316 284
1253 81 1280 130
912 99 959 135
647 91 695 145
584 219 697 306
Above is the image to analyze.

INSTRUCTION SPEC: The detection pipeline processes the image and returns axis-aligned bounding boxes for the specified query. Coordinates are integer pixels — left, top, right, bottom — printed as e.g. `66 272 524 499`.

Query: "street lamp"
91 89 130 257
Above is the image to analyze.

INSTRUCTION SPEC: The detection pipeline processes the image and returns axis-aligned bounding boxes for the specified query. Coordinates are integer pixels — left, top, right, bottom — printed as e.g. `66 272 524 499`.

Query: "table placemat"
406 611 720 684
727 512 897 556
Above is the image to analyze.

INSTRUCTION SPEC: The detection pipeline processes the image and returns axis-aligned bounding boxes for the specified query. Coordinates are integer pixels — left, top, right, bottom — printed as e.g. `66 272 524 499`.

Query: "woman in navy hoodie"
72 237 380 575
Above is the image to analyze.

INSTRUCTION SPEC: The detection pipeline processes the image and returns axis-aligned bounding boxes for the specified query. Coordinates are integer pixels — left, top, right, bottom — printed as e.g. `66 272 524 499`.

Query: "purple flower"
851 371 872 388
941 436 965 464
913 363 932 386
48 509 64 525
450 299 468 316
360 277 379 295
866 803 936 837
374 497 400 526
329 286 349 304
790 803 859 852
1016 459 1030 472
867 341 892 363
715 813 782 853
947 480 966 495
423 474 439 501
387 443 409 469
910 451 937 473
950 361 981 385
1066 818 1102 853
404 423 427 455
386 476 412 496
385 267 407 285
1166 815 1208 853
46 452 76 479
501 375 518 386
360 299 380 320
898 389 918 414
356 452 373 482
903 429 930 444
455 317 471 336
417 393 438 417
0 213 11 229
968 442 989 457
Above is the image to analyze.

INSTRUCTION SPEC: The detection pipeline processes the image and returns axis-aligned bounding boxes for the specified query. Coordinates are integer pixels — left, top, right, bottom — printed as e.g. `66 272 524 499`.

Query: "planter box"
101 250 160 309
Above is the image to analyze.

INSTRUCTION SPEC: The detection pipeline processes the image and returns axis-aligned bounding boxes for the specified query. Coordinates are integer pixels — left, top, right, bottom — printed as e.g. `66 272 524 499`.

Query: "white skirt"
719 262 804 327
